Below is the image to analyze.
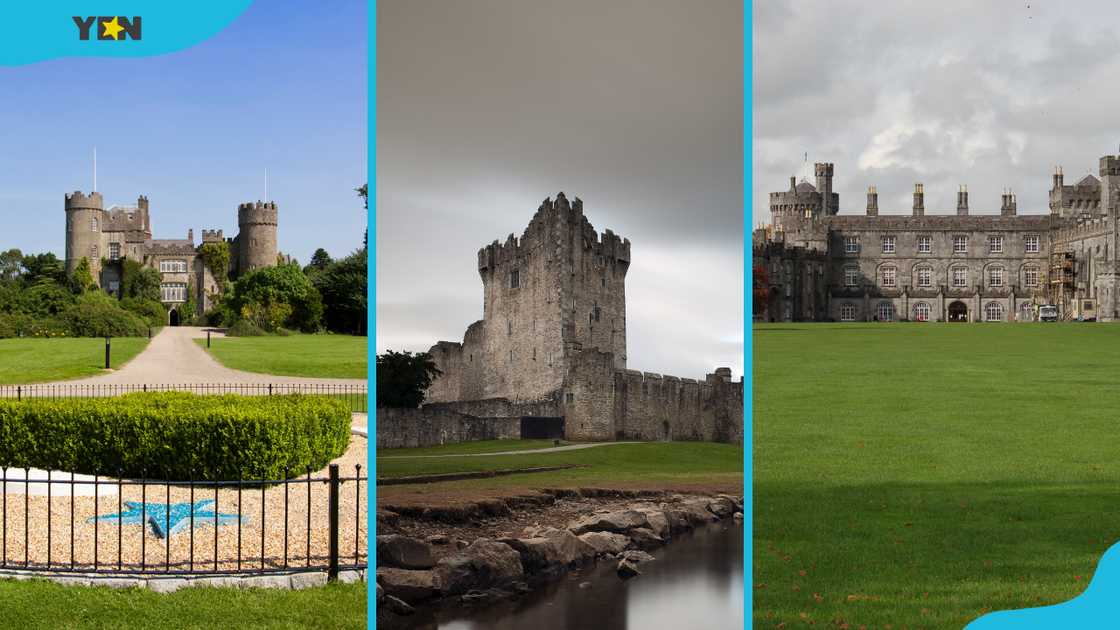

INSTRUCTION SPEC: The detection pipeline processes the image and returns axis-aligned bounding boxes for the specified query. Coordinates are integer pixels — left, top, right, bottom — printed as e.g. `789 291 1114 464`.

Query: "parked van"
1039 304 1059 322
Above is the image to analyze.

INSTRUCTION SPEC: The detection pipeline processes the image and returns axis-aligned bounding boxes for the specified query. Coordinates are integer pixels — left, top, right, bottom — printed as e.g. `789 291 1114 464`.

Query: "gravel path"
378 441 640 459
19 327 366 387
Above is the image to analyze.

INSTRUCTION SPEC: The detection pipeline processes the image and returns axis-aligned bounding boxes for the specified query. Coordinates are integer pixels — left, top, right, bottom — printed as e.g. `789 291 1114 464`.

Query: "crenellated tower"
237 200 279 273
64 190 105 282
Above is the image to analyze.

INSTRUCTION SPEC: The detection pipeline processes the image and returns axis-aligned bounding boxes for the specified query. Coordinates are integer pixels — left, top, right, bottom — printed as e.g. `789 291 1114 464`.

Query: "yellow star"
101 16 124 40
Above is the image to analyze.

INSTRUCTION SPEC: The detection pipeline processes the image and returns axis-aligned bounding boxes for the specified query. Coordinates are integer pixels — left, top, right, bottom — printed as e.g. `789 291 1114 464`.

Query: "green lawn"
196 334 366 379
377 441 743 488
0 337 150 384
0 579 365 629
377 439 558 457
754 322 1120 629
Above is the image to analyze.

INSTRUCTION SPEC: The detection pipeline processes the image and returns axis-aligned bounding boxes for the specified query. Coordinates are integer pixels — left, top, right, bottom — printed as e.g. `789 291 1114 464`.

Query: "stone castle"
420 193 743 443
755 153 1120 323
64 190 280 323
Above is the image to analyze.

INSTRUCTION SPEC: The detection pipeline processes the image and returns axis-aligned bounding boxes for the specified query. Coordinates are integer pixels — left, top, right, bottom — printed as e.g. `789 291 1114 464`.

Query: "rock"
435 539 524 595
383 594 415 616
617 559 641 579
376 567 439 603
578 531 631 555
461 589 491 603
707 497 737 519
569 509 649 535
666 499 719 529
500 529 596 574
289 573 327 590
376 509 400 528
620 550 655 564
628 527 665 550
377 535 436 569
455 539 469 549
717 494 744 512
632 507 671 540
426 534 450 545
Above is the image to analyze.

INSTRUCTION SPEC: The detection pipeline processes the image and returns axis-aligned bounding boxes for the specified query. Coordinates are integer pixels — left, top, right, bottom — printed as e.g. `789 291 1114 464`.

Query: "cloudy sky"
754 0 1120 224
377 0 744 378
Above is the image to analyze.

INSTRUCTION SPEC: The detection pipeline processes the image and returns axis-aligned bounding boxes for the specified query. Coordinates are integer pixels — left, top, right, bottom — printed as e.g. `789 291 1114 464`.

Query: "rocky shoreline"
375 491 744 627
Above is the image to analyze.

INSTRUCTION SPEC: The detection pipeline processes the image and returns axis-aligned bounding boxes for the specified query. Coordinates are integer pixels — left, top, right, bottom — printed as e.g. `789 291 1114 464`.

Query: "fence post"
15 386 19 402
268 383 273 396
328 464 339 582
104 336 111 369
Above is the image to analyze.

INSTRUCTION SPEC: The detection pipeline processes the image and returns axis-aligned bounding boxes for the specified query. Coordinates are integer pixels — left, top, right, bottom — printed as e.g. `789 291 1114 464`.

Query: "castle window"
953 235 968 254
533 348 537 361
988 267 1005 287
844 267 859 287
507 320 512 336
877 302 894 322
91 217 98 231
917 235 931 253
510 269 520 288
1025 235 1040 253
988 235 1004 254
91 245 98 257
985 302 1004 322
881 236 895 254
602 277 606 287
565 392 574 404
880 266 897 288
1024 267 1040 288
840 303 857 322
952 267 968 287
844 236 859 254
917 267 932 288
159 260 187 273
913 302 931 322
593 306 601 322
109 243 121 260
160 283 187 302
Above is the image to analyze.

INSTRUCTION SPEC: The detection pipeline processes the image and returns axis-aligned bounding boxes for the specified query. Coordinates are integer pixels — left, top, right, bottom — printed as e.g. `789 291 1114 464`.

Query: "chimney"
913 183 924 216
866 185 878 216
957 185 969 215
1001 188 1017 216
1053 165 1064 190
188 228 194 243
789 176 797 192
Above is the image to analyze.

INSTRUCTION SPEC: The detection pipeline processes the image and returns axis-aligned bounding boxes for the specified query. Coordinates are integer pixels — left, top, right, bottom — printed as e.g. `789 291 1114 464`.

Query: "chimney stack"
866 185 878 216
789 176 797 192
957 185 969 215
1001 188 1017 216
1053 165 1064 191
912 183 925 216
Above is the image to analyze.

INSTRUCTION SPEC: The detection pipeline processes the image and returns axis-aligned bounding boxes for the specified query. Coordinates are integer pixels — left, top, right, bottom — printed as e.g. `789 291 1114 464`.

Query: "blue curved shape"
967 541 1120 629
0 2 252 66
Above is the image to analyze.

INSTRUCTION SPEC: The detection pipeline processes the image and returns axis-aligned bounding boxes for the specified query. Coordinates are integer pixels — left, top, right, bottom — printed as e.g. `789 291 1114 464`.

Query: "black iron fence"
0 383 368 413
0 464 366 579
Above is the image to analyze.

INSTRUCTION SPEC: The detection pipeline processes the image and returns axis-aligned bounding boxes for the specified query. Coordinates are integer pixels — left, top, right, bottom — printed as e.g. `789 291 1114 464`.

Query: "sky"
376 0 744 379
0 0 367 265
754 0 1120 225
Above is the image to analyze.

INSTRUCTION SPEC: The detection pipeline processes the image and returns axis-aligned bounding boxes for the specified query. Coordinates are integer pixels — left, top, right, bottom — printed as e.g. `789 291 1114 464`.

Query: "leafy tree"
120 259 161 302
376 350 441 408
227 263 323 333
314 249 367 334
19 252 66 287
0 248 22 283
355 183 367 209
307 248 333 272
69 257 97 294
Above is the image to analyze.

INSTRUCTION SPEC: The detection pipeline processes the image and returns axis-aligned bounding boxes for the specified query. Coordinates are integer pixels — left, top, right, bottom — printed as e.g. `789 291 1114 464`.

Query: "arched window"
877 302 894 322
840 303 857 322
985 302 1004 322
913 302 931 322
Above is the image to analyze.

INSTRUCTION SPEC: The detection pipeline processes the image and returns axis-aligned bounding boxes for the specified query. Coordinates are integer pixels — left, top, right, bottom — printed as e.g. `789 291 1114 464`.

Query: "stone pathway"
21 327 366 386
378 441 639 459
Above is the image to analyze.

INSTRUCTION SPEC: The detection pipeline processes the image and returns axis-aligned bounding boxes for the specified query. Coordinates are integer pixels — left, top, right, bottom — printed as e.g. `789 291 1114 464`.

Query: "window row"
844 234 1041 255
159 259 188 273
838 301 1010 322
160 283 187 303
844 265 1041 289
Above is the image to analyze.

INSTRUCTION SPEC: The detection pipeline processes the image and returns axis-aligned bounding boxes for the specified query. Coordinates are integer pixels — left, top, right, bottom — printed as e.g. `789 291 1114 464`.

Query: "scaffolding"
1049 249 1075 319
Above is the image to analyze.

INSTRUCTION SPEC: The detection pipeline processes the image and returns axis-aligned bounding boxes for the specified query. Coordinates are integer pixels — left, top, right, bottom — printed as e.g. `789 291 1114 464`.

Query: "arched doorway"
169 308 180 327
948 301 968 322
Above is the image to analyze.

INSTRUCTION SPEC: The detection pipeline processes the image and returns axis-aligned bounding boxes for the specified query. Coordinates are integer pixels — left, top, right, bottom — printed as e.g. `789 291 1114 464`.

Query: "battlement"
814 162 834 177
1101 155 1120 177
64 190 104 210
237 200 278 225
201 229 225 242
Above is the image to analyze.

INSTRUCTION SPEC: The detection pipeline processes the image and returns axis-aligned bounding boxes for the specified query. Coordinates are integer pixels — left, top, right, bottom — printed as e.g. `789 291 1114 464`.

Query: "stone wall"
376 407 520 449
611 370 743 443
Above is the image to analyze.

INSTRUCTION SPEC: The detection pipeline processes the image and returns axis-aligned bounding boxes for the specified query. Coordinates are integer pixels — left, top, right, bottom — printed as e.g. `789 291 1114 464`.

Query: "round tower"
237 200 279 273
64 190 104 277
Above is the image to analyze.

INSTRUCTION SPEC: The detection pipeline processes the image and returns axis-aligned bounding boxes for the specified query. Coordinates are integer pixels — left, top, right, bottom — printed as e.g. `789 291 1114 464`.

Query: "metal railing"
0 383 368 413
0 464 366 579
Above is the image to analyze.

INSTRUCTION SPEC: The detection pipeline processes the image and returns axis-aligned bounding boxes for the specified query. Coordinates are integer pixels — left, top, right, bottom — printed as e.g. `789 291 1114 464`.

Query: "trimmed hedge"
0 392 351 481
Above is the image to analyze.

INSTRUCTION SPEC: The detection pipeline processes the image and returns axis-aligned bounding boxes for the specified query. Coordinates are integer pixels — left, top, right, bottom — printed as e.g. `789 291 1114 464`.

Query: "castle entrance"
948 301 968 322
169 308 180 326
520 416 565 440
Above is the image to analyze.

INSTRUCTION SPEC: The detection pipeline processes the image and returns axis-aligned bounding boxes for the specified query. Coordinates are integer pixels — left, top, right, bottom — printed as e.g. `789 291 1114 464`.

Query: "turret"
957 185 969 216
237 200 279 273
1100 155 1120 214
865 186 878 216
1001 188 1017 216
64 190 105 280
815 163 834 216
912 183 924 216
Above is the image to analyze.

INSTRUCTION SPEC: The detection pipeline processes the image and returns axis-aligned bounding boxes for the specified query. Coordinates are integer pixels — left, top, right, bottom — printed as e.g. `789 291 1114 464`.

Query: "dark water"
401 522 744 630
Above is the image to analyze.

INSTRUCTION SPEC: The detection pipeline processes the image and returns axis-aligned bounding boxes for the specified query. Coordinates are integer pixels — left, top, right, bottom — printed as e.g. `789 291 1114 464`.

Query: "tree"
308 248 333 271
121 259 161 302
69 257 97 294
19 252 66 287
314 249 367 334
0 248 22 283
228 263 323 333
376 350 441 408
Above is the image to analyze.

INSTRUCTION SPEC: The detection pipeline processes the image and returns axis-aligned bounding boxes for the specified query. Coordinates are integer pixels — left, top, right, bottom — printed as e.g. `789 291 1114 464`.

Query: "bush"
59 293 149 337
0 392 351 480
226 319 266 337
120 297 168 327
0 313 69 339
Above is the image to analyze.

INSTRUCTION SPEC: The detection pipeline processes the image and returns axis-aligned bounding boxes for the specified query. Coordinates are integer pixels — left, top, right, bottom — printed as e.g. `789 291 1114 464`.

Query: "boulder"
620 550 655 563
578 531 631 555
707 497 737 519
668 499 719 528
632 507 670 540
383 594 415 615
434 539 524 596
500 530 595 574
568 510 649 535
628 527 665 551
375 567 438 603
717 494 744 512
376 535 436 569
426 534 450 545
617 559 641 579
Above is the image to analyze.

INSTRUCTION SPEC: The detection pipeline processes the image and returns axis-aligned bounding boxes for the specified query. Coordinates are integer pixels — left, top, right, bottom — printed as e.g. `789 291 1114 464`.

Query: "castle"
63 190 280 323
755 153 1120 323
420 193 743 443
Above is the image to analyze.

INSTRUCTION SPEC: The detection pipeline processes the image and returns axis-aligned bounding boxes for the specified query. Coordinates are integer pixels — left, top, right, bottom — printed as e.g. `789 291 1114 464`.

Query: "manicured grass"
0 337 150 384
376 441 743 488
377 439 558 457
0 579 365 629
754 322 1120 629
196 334 366 379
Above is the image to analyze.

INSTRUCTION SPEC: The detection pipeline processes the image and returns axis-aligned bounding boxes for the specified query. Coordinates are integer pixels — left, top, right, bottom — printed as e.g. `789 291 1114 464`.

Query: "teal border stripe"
743 1 753 629
368 0 377 628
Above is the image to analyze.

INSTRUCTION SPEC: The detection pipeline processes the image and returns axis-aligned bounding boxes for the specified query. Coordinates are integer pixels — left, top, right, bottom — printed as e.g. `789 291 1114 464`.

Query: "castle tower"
912 183 924 216
1100 155 1120 214
137 195 152 237
866 186 878 216
957 185 969 215
815 163 835 216
64 190 105 282
236 200 279 273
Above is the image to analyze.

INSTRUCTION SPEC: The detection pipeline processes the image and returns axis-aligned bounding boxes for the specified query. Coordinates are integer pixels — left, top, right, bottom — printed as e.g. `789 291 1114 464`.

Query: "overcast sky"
754 0 1120 225
376 0 744 378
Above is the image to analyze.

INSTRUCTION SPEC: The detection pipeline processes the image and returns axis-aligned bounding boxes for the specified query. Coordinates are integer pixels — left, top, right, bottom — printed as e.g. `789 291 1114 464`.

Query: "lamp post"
104 336 111 369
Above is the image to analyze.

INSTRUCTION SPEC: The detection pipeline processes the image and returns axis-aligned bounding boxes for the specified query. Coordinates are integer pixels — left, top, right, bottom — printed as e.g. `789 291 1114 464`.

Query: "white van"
1039 304 1058 322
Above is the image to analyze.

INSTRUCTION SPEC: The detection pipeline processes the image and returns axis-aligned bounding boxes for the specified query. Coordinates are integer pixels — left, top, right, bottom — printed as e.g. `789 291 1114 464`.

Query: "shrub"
226 319 265 337
59 293 148 337
120 297 168 327
0 392 351 480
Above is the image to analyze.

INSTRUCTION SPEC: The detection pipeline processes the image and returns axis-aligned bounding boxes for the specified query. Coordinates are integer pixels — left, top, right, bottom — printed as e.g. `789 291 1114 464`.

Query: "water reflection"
397 522 743 630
